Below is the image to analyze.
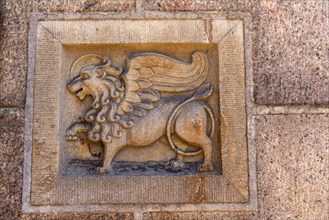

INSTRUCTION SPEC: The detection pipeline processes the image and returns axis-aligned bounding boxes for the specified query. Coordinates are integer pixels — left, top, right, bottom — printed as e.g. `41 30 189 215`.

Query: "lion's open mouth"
75 88 83 94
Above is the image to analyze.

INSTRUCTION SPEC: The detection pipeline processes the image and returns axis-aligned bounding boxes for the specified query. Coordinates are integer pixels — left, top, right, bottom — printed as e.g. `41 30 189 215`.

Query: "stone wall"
0 0 328 219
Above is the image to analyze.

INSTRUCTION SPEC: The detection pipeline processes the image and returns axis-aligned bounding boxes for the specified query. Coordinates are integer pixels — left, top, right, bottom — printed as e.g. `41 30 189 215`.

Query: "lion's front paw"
96 166 112 174
198 162 214 172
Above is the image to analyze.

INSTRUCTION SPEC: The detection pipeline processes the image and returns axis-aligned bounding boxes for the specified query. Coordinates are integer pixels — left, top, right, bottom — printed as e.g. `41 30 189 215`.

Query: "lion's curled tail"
166 83 215 156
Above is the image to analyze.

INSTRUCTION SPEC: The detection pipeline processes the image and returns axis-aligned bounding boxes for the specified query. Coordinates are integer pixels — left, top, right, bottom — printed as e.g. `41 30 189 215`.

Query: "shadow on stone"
64 159 219 176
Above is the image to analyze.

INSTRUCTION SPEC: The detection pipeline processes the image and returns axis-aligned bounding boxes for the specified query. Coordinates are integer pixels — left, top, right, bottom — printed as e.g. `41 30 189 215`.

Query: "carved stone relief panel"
63 44 220 176
24 17 255 212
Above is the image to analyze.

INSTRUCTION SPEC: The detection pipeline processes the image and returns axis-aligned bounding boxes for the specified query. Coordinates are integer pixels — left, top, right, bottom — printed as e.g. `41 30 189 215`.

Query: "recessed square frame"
23 14 256 213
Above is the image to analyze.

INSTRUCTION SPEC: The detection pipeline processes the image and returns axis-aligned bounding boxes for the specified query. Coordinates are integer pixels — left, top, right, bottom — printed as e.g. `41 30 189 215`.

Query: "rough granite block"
0 109 25 219
143 0 251 11
254 114 329 219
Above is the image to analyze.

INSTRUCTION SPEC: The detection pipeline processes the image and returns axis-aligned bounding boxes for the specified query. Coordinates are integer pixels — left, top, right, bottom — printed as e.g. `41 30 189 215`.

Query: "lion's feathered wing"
117 52 209 117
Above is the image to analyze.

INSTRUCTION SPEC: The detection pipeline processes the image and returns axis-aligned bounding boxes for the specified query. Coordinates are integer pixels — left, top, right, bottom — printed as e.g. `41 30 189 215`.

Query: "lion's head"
68 55 131 143
68 57 124 103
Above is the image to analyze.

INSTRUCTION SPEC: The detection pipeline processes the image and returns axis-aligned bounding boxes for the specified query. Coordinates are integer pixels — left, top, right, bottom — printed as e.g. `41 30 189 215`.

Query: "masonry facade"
0 1 328 219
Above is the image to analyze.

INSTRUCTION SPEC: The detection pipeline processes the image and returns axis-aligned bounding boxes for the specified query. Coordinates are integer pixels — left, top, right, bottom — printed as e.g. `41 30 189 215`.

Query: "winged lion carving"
66 52 215 173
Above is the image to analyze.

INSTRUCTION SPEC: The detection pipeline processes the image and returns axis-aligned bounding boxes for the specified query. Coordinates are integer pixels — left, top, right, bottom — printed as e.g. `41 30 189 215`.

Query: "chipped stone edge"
22 13 46 214
254 104 329 115
243 12 258 212
23 11 255 216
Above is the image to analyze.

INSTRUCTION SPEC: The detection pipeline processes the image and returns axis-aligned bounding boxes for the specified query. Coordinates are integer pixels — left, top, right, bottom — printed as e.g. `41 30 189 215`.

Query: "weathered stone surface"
21 213 134 220
252 1 329 105
0 0 135 107
0 109 24 219
144 0 329 104
31 0 135 13
41 20 209 44
143 0 250 11
254 114 329 219
143 211 257 219
0 2 30 107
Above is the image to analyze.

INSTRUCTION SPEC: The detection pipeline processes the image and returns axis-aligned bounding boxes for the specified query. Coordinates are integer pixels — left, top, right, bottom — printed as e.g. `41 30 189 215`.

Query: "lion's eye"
81 72 89 78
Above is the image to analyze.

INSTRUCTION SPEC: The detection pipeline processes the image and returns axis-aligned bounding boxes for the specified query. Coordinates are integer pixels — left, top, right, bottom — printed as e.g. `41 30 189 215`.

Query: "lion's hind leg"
174 102 214 172
197 136 214 172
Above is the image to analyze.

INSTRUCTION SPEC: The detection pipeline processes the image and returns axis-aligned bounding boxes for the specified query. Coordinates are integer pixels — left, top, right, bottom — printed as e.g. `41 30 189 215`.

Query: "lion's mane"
83 61 133 143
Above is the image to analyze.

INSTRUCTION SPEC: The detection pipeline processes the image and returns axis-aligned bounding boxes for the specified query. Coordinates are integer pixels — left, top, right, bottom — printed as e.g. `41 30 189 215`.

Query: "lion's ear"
101 57 112 65
116 66 123 74
100 65 123 77
97 56 123 76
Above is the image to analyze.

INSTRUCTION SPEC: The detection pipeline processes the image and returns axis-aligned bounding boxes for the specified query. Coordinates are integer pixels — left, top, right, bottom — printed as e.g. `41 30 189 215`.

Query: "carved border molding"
23 14 256 213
